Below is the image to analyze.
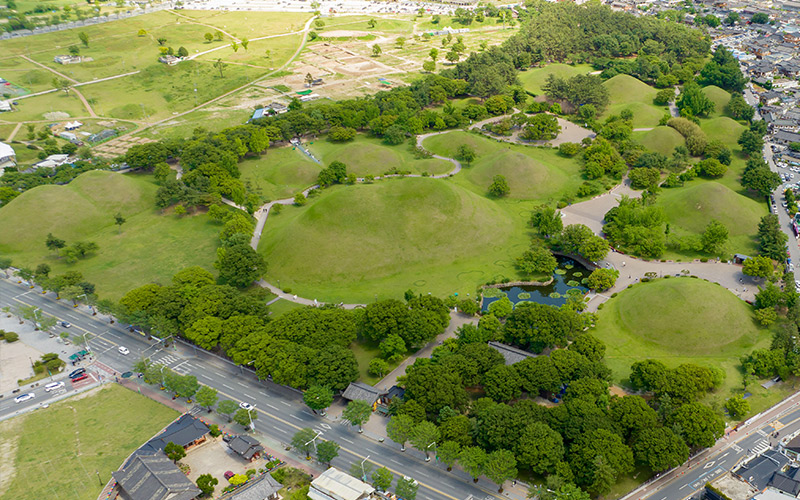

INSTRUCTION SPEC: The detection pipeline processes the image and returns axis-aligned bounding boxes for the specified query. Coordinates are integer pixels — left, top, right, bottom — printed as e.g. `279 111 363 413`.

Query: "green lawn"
240 146 322 202
350 341 406 385
4 91 89 123
658 180 765 259
308 135 454 177
601 74 668 129
138 107 251 141
267 298 306 317
0 384 178 500
703 85 732 118
592 278 774 413
0 57 60 94
633 126 685 155
422 130 584 202
319 15 414 34
0 170 221 300
258 178 530 303
518 63 594 95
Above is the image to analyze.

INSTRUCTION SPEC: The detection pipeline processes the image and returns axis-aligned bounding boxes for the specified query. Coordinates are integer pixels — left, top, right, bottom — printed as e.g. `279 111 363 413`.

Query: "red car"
71 373 89 382
224 471 235 481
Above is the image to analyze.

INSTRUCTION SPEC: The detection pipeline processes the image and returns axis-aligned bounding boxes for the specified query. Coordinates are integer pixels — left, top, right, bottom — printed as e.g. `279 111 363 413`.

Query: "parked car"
69 368 86 379
45 381 65 392
71 373 89 382
14 393 35 404
224 471 235 481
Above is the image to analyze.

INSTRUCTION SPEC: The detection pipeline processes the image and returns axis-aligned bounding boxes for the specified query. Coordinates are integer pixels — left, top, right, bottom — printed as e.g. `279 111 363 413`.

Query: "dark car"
69 368 86 379
71 373 89 382
60 321 71 328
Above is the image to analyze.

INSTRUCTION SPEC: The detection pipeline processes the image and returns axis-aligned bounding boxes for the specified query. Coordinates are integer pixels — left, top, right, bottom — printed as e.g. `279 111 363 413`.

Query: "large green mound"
701 116 746 144
592 278 769 386
602 75 665 128
259 178 524 302
239 147 321 201
518 63 594 94
0 171 220 299
703 85 731 117
310 136 452 177
635 126 685 155
423 131 583 201
659 181 764 254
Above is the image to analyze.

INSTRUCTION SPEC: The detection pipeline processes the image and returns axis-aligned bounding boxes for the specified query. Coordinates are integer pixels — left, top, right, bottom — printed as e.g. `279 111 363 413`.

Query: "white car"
14 393 35 404
45 381 65 392
239 402 254 411
118 346 130 355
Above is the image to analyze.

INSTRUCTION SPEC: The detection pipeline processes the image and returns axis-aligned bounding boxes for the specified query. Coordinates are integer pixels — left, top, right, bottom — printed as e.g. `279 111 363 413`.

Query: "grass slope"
659 181 764 257
240 147 322 202
518 63 594 94
703 85 732 118
0 384 178 500
423 130 584 201
601 74 666 129
0 171 220 299
634 126 685 155
259 178 529 302
592 278 774 410
309 135 453 177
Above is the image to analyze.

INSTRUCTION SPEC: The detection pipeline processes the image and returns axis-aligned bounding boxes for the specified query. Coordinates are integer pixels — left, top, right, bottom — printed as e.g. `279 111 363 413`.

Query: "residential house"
111 453 200 500
762 91 784 105
734 450 791 490
53 55 82 64
134 414 210 456
158 55 180 66
308 467 377 500
781 434 800 460
218 473 283 500
227 435 264 461
774 130 800 145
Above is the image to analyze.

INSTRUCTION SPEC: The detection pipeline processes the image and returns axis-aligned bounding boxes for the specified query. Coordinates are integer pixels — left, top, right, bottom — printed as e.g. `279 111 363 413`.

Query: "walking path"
20 55 78 84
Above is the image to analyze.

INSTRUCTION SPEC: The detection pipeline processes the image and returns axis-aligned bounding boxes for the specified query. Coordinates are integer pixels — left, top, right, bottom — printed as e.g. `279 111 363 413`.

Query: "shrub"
667 117 708 156
209 424 222 437
5 332 18 342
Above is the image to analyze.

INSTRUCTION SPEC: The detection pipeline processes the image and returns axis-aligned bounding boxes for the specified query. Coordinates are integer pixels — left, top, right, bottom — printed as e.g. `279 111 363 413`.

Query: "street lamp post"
248 405 257 431
425 442 436 462
360 455 371 482
81 331 91 352
33 307 41 329
159 365 165 387
305 430 322 454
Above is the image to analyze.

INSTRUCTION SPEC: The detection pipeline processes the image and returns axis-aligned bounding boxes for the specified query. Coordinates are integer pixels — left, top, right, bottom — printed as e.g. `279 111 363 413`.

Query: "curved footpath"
237 127 759 311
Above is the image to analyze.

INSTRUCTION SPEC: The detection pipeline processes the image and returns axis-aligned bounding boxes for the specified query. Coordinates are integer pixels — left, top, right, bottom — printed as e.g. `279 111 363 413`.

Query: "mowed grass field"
309 135 454 177
518 63 594 94
592 278 779 413
633 126 685 155
601 74 667 129
0 170 220 299
258 178 531 302
423 131 584 201
703 85 732 118
240 147 322 202
0 384 178 500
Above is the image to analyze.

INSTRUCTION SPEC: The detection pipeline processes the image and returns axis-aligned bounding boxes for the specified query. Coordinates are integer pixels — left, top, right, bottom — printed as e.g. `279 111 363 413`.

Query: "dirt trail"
20 55 78 84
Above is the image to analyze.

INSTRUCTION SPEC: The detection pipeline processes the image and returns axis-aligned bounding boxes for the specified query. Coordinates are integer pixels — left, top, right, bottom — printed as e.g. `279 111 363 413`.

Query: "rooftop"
309 467 375 500
112 453 200 500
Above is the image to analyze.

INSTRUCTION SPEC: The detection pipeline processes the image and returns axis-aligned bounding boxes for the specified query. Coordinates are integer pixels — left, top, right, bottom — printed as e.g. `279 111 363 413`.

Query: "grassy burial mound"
309 136 454 177
592 278 770 395
259 178 527 302
634 126 685 155
702 85 733 118
422 130 583 201
0 170 219 299
601 74 666 129
239 147 322 202
658 181 765 257
518 63 594 94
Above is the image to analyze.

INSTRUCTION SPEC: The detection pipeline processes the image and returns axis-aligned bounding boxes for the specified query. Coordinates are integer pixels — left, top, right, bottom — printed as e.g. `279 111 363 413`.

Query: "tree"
758 214 788 261
195 386 218 411
372 44 382 57
214 30 224 41
530 205 563 237
342 399 372 432
483 364 523 402
752 12 769 23
569 429 634 494
632 427 689 472
429 48 438 61
215 244 267 288
516 245 558 276
213 58 226 78
386 414 415 451
423 60 435 72
727 94 754 121
217 399 238 422
114 212 126 233
164 441 186 463
303 385 334 414
178 46 189 58
241 38 249 51
742 158 780 196
372 466 393 491
395 36 406 49
78 31 89 47
46 233 66 254
456 144 476 165
586 268 618 291
396 477 419 500
725 395 750 419
629 167 660 190
654 88 675 105
316 440 340 465
446 50 460 63
196 474 218 497
701 220 729 254
677 81 715 117
367 18 377 28
292 428 317 458
485 449 518 492
459 446 487 482
743 255 773 279
204 32 213 42
488 174 510 197
233 408 257 430
410 421 440 460
738 130 764 156
517 422 564 475
294 193 307 206
368 358 389 377
0 257 12 278
487 297 513 319
668 402 725 448
157 36 167 45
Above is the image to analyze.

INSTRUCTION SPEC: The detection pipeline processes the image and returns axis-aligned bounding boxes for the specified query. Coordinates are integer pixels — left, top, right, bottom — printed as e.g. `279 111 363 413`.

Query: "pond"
481 258 590 311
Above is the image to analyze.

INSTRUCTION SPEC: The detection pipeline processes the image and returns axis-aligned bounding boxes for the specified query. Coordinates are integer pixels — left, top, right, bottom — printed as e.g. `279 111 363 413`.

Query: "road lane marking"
341 437 354 444
238 382 248 388
272 426 288 434
680 485 689 490
291 414 302 421
281 401 291 406
390 459 403 465
259 391 268 396
199 374 212 380
222 384 234 390
244 394 255 400
266 403 278 410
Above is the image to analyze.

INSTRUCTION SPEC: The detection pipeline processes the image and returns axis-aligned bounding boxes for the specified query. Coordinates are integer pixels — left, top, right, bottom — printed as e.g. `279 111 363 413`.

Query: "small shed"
219 473 283 500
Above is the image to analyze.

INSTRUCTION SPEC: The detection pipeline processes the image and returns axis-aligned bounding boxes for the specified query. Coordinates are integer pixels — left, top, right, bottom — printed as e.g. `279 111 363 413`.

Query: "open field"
2 91 89 123
601 74 667 129
350 341 405 385
0 384 178 500
308 135 454 177
591 277 775 412
0 57 60 94
240 146 322 202
518 63 594 95
258 178 531 302
633 126 685 155
422 130 584 201
0 170 220 300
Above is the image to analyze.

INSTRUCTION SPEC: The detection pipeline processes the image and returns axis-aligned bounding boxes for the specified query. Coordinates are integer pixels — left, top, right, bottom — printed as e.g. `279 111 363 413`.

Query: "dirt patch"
610 386 632 398
318 30 370 38
0 340 43 393
0 417 24 497
43 111 70 120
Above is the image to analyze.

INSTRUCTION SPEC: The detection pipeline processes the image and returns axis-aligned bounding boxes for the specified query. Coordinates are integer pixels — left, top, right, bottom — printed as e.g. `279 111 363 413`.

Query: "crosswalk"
751 439 770 455
152 353 194 375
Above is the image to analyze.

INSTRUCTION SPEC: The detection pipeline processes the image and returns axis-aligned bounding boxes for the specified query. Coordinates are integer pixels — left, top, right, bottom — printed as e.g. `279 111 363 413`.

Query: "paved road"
0 277 523 500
